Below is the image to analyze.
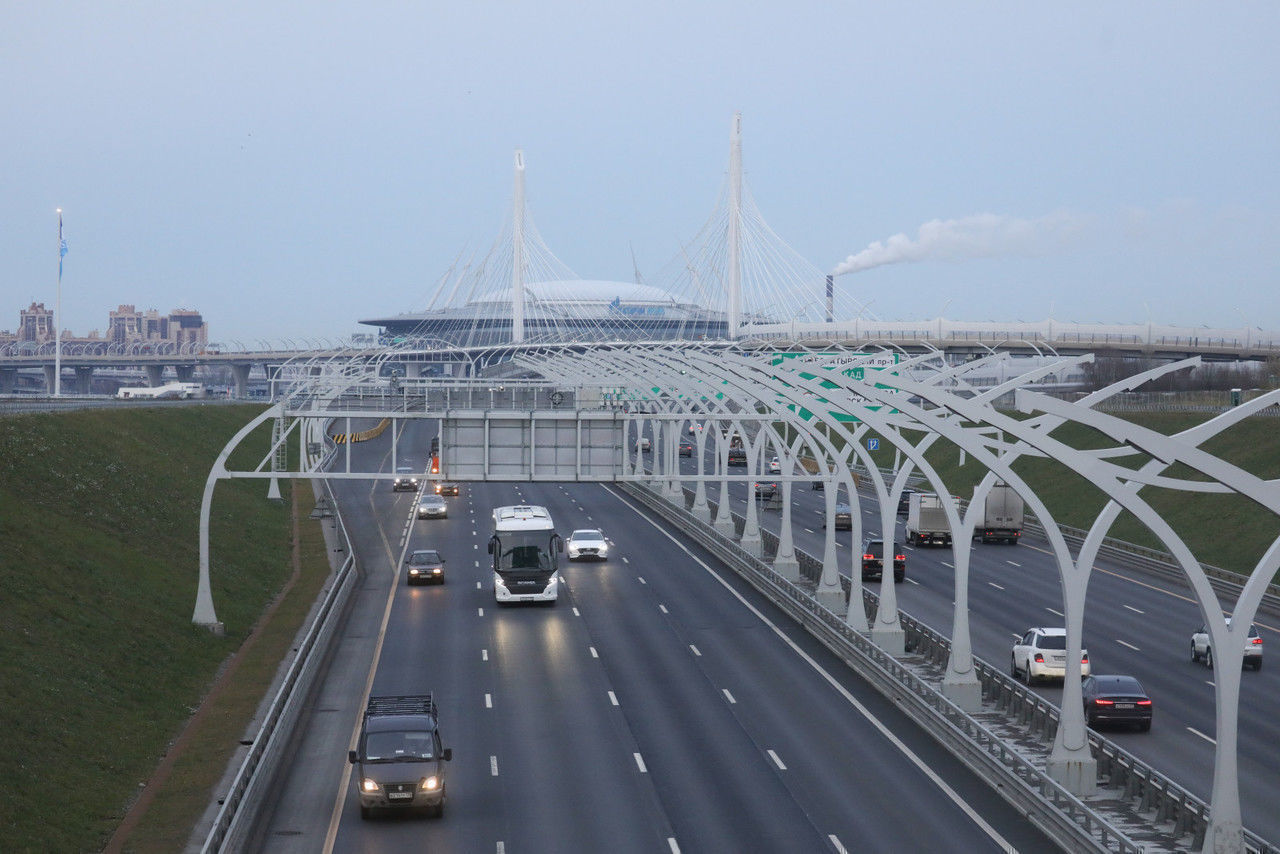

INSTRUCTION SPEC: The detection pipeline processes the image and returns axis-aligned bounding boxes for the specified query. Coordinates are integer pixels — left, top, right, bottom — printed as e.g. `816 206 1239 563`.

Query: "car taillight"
863 554 874 560
1251 638 1262 645
1136 699 1152 706
1093 698 1114 706
1081 653 1089 662
894 554 905 561
1033 653 1044 663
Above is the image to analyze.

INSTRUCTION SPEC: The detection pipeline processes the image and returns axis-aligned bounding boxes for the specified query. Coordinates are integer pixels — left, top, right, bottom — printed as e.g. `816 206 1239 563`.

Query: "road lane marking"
485 694 492 708
1188 727 1216 745
482 649 489 661
1046 607 1064 617
573 607 581 616
1116 639 1141 651
491 756 499 776
988 582 1005 590
722 688 736 704
829 836 848 854
906 578 920 585
476 581 481 590
622 556 630 564
767 749 787 770
1006 561 1020 567
659 604 669 614
590 646 599 658
634 753 648 772
478 607 484 617
942 561 953 568
1124 605 1144 614
668 840 680 854
608 691 619 706
603 484 1018 854
638 576 647 584
689 644 702 656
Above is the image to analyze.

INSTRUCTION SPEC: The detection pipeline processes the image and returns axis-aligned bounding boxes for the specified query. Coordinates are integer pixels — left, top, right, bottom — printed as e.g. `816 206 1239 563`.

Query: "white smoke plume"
831 211 1089 276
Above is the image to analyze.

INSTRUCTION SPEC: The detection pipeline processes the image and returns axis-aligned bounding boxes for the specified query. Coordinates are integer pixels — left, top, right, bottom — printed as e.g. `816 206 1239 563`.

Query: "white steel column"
511 149 526 344
726 113 742 340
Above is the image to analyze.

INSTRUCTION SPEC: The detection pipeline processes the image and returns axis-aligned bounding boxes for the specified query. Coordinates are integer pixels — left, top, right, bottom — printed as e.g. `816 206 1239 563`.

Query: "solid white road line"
634 753 648 773
603 485 1018 854
722 688 736 704
829 835 848 854
1116 639 1141 651
767 749 787 770
1188 727 1217 745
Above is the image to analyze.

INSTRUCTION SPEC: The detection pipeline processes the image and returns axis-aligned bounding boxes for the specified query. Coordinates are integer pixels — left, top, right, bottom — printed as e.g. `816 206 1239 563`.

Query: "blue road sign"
868 438 880 451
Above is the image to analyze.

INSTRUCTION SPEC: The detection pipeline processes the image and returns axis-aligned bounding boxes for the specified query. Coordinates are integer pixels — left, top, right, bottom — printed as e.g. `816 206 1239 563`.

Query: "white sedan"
1011 627 1090 684
566 529 609 561
767 456 781 474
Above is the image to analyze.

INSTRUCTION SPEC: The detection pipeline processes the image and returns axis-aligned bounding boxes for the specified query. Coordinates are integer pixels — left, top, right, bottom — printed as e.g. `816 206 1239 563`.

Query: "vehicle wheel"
1205 647 1214 669
360 805 371 820
1023 662 1035 685
1010 656 1019 679
1252 659 1262 672
1190 642 1199 663
1085 711 1096 728
1138 720 1151 732
894 571 904 583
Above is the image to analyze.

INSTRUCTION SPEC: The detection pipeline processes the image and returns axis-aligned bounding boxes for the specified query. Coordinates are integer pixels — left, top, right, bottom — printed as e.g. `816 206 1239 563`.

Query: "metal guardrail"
200 474 360 853
628 484 1144 853
669 484 1278 854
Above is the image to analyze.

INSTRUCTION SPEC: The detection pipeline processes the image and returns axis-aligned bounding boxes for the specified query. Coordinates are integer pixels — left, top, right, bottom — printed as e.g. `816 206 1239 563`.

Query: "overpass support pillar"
145 365 164 387
771 480 800 581
712 476 736 536
74 366 95 394
691 478 712 524
231 363 251 399
175 364 195 382
43 365 57 393
0 368 16 394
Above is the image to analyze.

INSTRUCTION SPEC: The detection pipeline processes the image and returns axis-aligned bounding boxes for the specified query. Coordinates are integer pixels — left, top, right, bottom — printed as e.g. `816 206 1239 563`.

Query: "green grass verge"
0 405 298 852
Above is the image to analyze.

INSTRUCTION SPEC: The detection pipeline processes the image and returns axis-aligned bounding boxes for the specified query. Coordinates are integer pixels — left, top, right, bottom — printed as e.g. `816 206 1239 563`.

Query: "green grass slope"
0 405 291 852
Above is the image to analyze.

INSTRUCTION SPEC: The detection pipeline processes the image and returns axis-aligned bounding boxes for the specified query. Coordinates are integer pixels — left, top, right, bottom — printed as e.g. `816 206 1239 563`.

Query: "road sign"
868 438 880 451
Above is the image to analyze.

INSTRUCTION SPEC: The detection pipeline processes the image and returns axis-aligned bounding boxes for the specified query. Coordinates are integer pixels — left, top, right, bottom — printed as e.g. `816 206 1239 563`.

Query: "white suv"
1190 619 1263 671
1011 628 1090 684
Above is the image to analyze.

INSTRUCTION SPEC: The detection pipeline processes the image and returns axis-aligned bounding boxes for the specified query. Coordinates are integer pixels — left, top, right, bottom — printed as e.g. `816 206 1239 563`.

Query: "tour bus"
488 505 563 605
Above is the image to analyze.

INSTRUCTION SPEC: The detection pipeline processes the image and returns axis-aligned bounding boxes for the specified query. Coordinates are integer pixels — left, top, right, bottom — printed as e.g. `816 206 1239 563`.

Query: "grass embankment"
0 405 329 852
827 411 1280 579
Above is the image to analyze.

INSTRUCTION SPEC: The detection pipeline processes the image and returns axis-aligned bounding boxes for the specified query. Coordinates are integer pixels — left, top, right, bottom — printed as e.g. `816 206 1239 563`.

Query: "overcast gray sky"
3 2 1277 343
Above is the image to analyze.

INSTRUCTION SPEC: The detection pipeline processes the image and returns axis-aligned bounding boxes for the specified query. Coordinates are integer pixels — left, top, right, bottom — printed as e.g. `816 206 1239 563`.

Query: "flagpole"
55 208 63 397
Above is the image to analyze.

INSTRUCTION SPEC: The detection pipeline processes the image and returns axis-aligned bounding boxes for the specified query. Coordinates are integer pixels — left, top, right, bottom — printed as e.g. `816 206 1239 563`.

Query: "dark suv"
349 695 453 818
727 448 747 466
861 538 905 582
823 503 853 530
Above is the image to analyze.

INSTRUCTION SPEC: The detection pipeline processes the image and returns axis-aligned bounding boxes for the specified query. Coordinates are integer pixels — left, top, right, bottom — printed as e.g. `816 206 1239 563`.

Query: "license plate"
388 791 412 800
1114 703 1134 710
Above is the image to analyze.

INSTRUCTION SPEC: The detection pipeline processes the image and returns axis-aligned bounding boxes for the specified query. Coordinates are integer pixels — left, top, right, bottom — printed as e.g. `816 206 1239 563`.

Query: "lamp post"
54 208 65 396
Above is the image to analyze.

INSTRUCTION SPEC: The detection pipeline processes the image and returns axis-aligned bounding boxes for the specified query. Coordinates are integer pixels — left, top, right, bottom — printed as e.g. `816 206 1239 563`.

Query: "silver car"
417 494 448 519
1191 619 1263 671
566 528 609 561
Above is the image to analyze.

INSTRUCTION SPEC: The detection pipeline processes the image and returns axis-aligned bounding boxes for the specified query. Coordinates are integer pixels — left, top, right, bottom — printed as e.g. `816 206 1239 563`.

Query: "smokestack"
825 274 834 323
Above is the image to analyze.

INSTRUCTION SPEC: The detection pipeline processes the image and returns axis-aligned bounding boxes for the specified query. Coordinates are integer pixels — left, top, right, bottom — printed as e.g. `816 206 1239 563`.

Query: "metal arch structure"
194 339 1277 851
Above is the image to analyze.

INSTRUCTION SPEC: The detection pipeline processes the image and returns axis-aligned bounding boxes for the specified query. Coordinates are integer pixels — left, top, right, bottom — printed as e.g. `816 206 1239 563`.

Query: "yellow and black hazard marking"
330 418 391 445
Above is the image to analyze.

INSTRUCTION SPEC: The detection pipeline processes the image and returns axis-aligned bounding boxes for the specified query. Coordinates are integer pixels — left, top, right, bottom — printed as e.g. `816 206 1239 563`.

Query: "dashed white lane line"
1006 560 1021 567
906 578 920 585
722 688 736 704
638 576 647 584
659 604 669 614
608 691 619 706
689 644 702 656
485 693 492 708
767 749 787 770
1188 727 1216 745
634 753 648 773
573 607 581 617
622 556 630 564
476 581 481 590
667 839 680 854
478 607 485 617
1046 607 1064 618
482 649 489 661
942 561 953 568
1116 639 1141 651
589 646 599 658
1124 605 1145 614
803 528 814 534
829 836 848 854
988 582 1005 590
497 843 506 854
490 756 499 776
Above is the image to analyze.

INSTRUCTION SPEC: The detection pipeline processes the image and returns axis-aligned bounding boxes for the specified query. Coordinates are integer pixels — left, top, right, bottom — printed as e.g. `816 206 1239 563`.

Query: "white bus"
115 381 207 400
487 505 563 605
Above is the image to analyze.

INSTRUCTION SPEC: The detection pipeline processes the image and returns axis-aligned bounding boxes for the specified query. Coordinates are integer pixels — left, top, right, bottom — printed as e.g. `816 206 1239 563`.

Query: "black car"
435 481 460 496
753 481 778 499
1082 675 1152 731
823 503 853 530
679 440 694 457
861 538 905 582
897 489 915 515
405 549 445 585
727 448 747 466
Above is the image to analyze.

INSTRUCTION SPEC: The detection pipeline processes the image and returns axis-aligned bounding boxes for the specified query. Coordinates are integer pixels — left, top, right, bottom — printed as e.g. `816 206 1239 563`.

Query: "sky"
3 2 1278 343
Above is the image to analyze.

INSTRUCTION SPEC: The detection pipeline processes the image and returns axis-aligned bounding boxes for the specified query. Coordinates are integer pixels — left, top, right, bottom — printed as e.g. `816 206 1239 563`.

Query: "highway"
253 421 1054 853
681 439 1280 844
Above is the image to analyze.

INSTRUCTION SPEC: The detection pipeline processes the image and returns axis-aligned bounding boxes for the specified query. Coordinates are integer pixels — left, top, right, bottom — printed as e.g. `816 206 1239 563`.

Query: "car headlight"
362 778 381 793
409 568 419 575
598 545 608 556
494 573 508 592
432 568 442 574
420 775 439 791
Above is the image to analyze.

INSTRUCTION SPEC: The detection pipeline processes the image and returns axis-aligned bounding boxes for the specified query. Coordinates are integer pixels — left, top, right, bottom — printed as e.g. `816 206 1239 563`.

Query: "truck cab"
348 695 453 818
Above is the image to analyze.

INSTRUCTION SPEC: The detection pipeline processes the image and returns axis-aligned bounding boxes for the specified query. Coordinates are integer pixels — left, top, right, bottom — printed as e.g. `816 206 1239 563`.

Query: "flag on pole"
58 214 68 281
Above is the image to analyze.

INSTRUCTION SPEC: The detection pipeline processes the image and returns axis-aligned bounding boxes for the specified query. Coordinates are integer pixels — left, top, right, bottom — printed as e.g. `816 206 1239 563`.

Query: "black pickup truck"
348 694 453 818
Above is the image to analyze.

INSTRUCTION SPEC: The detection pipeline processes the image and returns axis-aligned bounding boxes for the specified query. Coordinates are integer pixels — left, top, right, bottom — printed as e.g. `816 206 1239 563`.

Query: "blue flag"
59 238 68 279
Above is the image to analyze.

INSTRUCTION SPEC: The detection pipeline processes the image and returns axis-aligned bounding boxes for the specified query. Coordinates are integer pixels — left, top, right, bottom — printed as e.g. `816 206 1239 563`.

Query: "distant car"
753 481 778 499
1191 619 1262 670
727 448 747 467
435 482 460 496
678 440 694 457
824 503 853 530
688 422 704 435
897 489 915 515
405 549 445 585
1082 675 1152 731
566 528 608 561
1011 627 1090 685
767 456 781 474
417 494 448 519
637 437 651 453
393 466 419 492
861 538 904 582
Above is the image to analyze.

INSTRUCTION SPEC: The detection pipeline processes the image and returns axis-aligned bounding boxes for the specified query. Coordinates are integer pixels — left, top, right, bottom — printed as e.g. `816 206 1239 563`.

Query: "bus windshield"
495 531 555 571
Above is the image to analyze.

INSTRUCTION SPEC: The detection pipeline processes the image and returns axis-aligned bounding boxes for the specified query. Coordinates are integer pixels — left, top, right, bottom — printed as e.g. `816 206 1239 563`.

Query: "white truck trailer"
906 492 951 547
975 482 1024 544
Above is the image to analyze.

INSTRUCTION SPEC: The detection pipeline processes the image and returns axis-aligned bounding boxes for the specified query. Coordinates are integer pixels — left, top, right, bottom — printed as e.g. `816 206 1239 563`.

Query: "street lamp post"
54 208 65 396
